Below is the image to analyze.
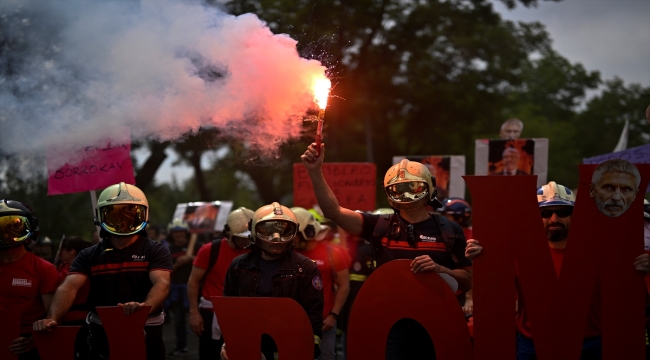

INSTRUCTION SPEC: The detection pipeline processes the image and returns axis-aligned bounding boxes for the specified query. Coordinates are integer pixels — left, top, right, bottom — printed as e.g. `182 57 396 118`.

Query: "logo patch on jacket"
312 276 323 290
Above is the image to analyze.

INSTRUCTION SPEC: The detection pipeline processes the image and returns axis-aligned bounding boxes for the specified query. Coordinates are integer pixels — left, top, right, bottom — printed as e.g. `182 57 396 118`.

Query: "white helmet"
384 159 437 211
167 218 189 232
95 182 148 236
537 181 575 208
226 207 254 238
250 202 299 255
290 207 330 250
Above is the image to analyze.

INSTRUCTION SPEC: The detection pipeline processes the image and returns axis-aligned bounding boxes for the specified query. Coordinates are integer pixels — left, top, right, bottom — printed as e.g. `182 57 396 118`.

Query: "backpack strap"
201 239 222 282
369 214 396 269
432 214 461 256
325 244 338 289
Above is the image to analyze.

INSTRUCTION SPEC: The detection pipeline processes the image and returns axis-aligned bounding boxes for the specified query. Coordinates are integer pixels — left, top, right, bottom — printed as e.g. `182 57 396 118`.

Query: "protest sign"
293 163 376 212
47 133 135 196
475 138 548 187
392 155 465 199
172 201 233 234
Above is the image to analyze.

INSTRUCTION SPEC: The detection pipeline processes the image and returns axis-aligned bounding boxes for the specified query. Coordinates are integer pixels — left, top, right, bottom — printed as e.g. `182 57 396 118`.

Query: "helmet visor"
386 181 429 203
255 220 297 242
100 204 148 235
0 215 32 246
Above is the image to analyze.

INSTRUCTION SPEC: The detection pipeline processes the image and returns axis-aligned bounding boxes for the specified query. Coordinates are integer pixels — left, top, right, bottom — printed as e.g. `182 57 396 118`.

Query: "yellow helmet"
96 182 148 236
384 159 437 211
251 202 298 255
226 207 254 237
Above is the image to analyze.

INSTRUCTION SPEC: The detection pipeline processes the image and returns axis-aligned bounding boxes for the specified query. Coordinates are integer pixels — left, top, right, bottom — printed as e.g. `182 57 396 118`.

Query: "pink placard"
47 139 135 196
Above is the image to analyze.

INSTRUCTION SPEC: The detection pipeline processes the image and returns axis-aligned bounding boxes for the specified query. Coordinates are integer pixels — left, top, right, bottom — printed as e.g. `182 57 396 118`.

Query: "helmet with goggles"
251 202 298 255
537 181 575 208
291 207 330 249
0 199 39 249
95 182 149 237
384 159 437 211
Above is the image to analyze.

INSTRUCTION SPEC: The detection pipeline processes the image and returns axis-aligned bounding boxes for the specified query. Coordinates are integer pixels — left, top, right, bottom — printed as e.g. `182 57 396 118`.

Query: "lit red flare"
311 77 331 156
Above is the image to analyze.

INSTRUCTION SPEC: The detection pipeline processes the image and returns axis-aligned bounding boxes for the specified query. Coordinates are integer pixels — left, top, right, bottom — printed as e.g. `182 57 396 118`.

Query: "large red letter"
96 306 150 360
212 297 314 360
32 326 80 360
0 310 20 360
346 260 472 360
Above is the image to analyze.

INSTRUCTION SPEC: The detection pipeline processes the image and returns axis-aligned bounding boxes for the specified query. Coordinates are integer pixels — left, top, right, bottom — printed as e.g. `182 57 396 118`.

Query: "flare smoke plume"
0 0 328 167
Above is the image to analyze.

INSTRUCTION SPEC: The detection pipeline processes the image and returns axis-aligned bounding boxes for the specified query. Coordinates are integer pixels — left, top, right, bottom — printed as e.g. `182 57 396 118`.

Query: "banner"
475 138 548 187
172 201 233 234
392 155 465 200
293 163 376 212
583 144 650 165
47 133 135 196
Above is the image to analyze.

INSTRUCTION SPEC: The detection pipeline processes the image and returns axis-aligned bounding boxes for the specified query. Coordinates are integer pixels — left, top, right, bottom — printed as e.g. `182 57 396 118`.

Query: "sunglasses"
540 208 573 218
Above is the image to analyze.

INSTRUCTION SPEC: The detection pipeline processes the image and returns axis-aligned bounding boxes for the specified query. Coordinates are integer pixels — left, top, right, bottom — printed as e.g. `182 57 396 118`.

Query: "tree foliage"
2 0 647 240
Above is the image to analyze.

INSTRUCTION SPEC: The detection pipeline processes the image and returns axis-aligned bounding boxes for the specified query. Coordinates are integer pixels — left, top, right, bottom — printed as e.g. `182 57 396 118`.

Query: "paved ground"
163 315 200 360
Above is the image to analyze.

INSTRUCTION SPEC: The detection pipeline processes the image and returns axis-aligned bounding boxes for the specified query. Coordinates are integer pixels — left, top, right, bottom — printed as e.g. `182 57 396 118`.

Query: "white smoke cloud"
0 0 327 168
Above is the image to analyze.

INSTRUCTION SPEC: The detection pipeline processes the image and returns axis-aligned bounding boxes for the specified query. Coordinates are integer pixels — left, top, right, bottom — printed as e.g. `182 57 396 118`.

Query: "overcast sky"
493 0 650 87
149 0 650 186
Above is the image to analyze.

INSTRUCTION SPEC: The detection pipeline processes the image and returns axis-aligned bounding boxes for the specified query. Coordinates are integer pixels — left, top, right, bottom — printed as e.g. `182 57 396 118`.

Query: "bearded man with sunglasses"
465 181 650 360
302 143 472 359
33 182 172 360
221 202 324 360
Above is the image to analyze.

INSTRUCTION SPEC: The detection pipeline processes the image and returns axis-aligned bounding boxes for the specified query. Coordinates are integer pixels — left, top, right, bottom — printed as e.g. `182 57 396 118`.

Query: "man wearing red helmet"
0 199 59 360
302 144 472 359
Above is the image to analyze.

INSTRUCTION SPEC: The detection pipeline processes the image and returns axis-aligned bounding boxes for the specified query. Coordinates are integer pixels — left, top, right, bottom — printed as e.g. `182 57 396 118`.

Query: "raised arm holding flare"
302 143 472 287
302 143 472 359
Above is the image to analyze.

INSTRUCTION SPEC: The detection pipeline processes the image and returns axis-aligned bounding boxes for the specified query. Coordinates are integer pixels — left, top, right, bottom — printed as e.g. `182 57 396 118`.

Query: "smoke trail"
0 0 328 168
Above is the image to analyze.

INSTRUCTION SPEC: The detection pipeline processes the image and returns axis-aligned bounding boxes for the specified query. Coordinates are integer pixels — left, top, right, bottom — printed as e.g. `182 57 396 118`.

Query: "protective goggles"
386 181 429 203
540 207 573 218
100 204 148 235
0 215 32 245
255 220 297 242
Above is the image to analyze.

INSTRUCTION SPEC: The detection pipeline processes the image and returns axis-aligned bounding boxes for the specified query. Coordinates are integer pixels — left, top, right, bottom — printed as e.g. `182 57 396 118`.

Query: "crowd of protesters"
1 140 649 360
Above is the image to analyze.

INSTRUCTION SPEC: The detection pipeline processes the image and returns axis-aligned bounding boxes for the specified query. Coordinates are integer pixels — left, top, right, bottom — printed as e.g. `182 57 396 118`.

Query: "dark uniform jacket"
223 248 324 341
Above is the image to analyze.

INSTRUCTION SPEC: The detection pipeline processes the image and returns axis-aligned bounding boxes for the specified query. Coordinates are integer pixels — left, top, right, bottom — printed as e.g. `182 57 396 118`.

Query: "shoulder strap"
369 214 396 269
432 214 460 255
201 239 222 283
325 244 337 283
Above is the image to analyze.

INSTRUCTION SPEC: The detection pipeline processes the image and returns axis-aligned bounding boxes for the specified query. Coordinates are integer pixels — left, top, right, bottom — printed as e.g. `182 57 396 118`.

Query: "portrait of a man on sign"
589 159 640 217
488 139 534 176
184 203 220 232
